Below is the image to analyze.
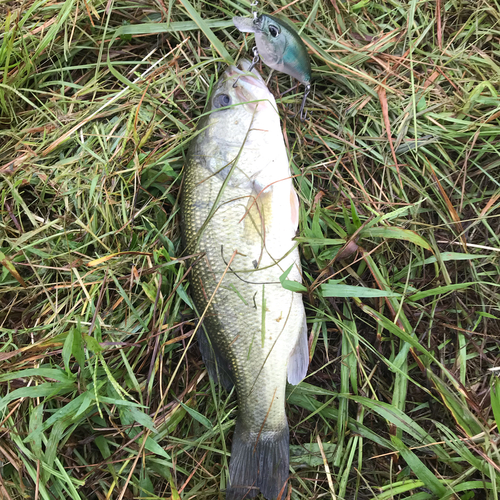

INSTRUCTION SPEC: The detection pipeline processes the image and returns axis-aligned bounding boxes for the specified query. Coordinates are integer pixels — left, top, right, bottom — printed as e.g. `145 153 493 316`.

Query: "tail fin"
226 419 289 500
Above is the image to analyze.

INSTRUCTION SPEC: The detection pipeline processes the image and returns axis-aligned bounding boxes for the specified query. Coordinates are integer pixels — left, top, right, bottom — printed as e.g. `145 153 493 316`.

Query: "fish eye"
268 24 280 38
213 93 231 108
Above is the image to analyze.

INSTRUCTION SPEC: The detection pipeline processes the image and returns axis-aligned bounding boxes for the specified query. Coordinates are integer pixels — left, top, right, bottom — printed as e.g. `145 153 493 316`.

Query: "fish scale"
181 61 308 500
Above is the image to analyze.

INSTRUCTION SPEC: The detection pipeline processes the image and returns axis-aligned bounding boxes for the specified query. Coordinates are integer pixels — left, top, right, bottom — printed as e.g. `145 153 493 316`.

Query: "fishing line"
248 0 260 73
220 245 280 285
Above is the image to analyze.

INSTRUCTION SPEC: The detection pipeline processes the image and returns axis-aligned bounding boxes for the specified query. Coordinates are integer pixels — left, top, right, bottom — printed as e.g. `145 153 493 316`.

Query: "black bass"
181 60 308 499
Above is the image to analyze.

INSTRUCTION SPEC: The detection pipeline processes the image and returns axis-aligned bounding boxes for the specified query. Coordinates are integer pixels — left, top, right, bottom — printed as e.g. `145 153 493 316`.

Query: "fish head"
193 60 285 187
233 15 311 85
203 60 279 144
210 59 275 114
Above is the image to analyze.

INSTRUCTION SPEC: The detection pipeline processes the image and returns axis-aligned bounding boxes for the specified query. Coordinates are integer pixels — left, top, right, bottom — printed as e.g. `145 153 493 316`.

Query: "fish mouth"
225 60 268 92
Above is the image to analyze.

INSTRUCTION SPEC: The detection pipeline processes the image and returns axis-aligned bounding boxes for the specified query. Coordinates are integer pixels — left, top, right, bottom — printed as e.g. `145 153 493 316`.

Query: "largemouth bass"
181 60 308 500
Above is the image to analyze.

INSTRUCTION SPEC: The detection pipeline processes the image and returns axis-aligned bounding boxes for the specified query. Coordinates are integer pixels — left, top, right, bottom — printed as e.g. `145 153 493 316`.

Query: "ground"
0 0 499 499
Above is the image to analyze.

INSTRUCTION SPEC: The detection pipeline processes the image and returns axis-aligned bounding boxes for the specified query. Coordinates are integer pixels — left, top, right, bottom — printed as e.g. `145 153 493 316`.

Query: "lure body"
233 14 311 85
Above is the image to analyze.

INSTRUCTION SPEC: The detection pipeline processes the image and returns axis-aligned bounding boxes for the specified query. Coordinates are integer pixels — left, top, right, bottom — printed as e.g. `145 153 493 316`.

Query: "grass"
1 0 499 498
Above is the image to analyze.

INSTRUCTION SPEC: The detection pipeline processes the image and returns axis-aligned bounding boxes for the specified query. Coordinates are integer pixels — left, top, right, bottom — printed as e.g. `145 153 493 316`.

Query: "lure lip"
232 16 258 33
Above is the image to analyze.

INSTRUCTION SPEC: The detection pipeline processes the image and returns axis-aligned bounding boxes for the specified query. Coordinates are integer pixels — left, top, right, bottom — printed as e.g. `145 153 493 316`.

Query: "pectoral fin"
242 190 271 243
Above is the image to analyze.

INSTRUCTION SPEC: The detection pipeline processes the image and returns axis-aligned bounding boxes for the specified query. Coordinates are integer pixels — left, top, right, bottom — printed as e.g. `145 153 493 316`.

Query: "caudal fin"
226 419 289 500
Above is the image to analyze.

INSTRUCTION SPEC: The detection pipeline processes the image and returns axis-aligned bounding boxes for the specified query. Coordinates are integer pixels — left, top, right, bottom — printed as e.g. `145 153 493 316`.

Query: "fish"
233 14 311 86
181 60 309 500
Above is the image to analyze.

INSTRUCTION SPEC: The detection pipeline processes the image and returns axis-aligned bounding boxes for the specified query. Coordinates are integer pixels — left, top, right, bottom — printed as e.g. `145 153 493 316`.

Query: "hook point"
299 84 311 121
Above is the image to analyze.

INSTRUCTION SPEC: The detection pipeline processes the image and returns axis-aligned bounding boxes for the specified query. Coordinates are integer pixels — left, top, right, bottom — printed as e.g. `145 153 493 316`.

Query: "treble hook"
233 46 260 88
248 46 260 72
232 2 260 89
251 0 259 20
299 84 311 121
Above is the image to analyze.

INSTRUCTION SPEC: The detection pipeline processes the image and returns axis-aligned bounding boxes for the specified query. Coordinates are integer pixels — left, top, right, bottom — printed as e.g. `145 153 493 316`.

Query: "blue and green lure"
233 14 312 119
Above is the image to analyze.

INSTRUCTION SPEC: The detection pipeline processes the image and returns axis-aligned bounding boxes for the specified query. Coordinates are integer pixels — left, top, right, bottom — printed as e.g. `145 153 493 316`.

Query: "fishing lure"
233 13 312 119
